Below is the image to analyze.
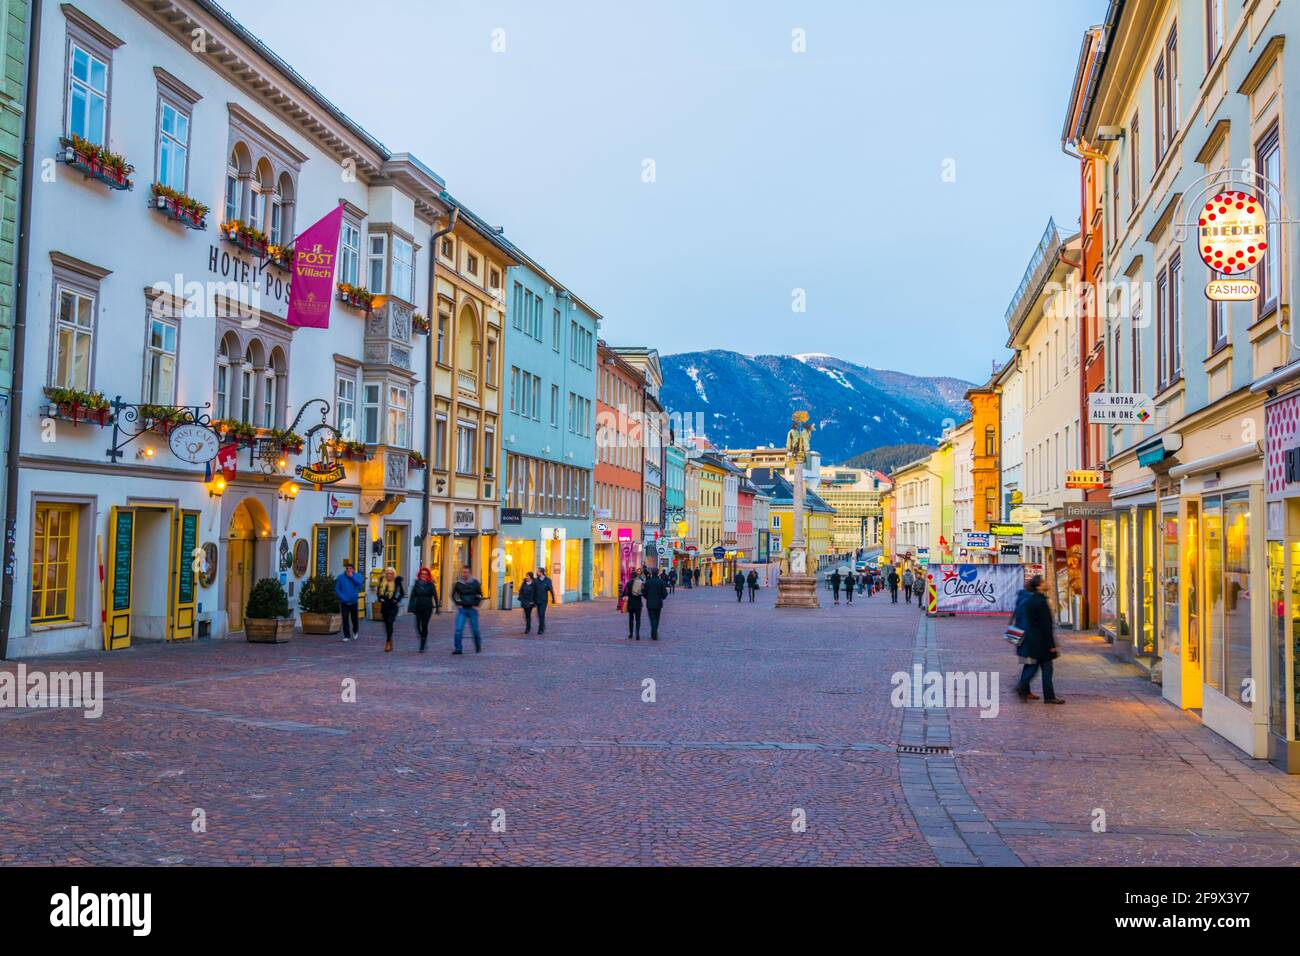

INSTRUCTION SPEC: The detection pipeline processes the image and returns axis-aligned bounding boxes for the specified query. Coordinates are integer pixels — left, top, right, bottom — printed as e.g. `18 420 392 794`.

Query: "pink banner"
285 203 345 329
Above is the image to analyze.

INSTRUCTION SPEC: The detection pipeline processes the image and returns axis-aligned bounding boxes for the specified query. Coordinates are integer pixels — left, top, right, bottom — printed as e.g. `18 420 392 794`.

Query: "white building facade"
5 0 469 656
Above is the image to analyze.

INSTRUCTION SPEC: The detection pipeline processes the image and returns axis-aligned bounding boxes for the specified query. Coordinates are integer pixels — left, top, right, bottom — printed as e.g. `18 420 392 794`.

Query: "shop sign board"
1063 500 1113 518
962 532 991 548
989 523 1024 538
1206 278 1260 301
326 493 355 519
933 564 1021 614
453 509 476 532
1065 469 1107 490
169 423 220 465
500 508 523 525
1198 190 1266 275
1089 393 1154 425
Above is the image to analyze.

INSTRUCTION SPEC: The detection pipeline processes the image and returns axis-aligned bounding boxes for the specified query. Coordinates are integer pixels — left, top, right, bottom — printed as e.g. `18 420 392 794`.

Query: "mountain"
842 443 938 474
660 351 974 465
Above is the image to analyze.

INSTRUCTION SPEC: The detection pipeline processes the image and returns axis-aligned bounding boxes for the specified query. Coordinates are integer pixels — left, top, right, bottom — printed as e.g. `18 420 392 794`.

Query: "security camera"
1096 125 1125 141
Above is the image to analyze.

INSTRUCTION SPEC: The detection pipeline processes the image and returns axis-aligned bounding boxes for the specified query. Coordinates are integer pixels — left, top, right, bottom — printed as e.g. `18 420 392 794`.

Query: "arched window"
264 347 287 428
250 159 274 234
225 144 251 224
215 332 240 419
456 305 478 373
272 172 295 246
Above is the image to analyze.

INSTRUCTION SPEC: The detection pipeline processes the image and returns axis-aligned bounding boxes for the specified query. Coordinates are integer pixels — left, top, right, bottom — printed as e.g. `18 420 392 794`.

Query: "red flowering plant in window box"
139 404 193 436
43 386 112 426
211 418 258 446
337 283 375 312
407 450 427 469
221 220 270 258
411 312 431 335
327 438 371 462
268 428 306 456
59 135 135 191
150 183 209 230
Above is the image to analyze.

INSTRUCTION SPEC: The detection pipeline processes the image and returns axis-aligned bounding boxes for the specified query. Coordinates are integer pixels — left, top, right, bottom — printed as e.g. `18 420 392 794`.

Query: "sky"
218 0 1108 383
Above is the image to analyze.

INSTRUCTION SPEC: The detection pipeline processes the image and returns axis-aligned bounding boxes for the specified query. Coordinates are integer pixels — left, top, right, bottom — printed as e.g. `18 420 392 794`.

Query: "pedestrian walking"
693 567 701 587
829 568 842 604
1014 575 1064 704
645 569 668 640
746 568 759 602
622 570 645 640
844 570 855 603
451 566 483 655
888 568 900 603
668 567 677 593
408 567 438 652
903 569 915 604
334 559 364 643
518 571 538 634
534 567 556 634
914 573 926 611
375 566 406 653
733 570 745 602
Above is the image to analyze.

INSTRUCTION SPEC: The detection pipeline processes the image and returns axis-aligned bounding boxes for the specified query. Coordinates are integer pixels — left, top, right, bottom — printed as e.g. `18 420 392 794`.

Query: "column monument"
776 411 821 608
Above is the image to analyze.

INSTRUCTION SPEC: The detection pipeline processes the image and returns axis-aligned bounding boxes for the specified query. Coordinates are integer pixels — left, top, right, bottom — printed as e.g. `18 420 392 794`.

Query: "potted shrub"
151 182 209 229
298 574 341 635
43 386 112 426
244 577 293 643
267 244 294 271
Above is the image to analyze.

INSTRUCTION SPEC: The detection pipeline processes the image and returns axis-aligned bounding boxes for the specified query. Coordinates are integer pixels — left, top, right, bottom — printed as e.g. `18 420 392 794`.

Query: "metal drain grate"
896 744 952 755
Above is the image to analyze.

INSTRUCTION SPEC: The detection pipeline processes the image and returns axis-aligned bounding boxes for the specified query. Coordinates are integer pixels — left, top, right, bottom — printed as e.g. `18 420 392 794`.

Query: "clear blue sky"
217 0 1107 382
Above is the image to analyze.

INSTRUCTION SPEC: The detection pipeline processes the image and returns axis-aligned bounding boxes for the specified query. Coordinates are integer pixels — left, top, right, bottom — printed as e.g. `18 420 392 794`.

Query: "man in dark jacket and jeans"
644 570 668 640
1014 576 1064 703
534 567 556 634
451 566 483 655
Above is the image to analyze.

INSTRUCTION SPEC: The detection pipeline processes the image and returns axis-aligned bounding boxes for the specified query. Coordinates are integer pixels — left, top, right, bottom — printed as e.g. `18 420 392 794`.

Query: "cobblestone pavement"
3 579 1300 865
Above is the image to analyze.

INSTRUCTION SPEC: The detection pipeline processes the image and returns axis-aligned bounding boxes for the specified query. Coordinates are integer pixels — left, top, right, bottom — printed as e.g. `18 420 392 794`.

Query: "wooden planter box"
245 618 294 643
299 611 341 635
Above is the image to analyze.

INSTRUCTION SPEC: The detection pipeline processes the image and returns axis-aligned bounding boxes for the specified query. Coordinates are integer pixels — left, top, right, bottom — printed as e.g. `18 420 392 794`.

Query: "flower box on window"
407 450 427 470
221 220 270 259
268 429 305 456
212 418 258 446
151 183 208 230
328 439 371 462
139 404 193 436
43 387 112 426
59 136 135 192
411 313 431 335
337 283 375 312
267 245 294 272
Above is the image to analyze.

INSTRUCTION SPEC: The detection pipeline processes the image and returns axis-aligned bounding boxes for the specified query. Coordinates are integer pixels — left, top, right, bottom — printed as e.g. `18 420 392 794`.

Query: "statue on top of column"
785 411 814 465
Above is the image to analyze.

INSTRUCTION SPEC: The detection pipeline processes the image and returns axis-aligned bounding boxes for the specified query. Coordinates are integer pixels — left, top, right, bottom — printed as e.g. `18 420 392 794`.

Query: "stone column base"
775 573 821 608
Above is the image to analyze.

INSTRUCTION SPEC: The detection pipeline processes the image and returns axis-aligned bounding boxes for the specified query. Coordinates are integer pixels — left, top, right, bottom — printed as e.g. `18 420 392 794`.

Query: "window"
457 420 478 474
391 235 415 303
1210 266 1227 351
484 427 495 478
465 252 479 276
434 415 447 470
512 283 524 331
387 384 409 448
367 234 387 293
53 287 94 390
509 367 520 414
216 349 230 419
551 384 560 427
532 294 543 340
553 309 561 351
362 382 381 444
240 350 254 423
144 317 177 404
1128 114 1139 212
1256 123 1281 313
1155 268 1168 390
1153 26 1179 164
67 42 108 146
1166 253 1181 384
1206 0 1223 67
485 338 496 388
339 220 361 287
156 100 189 193
384 526 404 578
1130 284 1143 393
436 303 450 365
224 150 241 224
440 237 453 260
489 268 501 290
31 504 78 625
984 426 996 457
336 374 356 438
261 368 276 428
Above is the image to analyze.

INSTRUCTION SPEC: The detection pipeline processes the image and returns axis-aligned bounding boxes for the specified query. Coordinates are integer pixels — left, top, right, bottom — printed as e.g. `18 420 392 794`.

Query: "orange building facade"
592 342 645 597
967 386 1001 535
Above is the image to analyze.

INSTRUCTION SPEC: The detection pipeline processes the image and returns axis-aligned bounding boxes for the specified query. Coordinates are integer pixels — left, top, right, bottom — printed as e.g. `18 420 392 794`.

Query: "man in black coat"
733 570 746 602
644 571 668 641
534 567 556 635
1014 576 1064 704
887 569 901 603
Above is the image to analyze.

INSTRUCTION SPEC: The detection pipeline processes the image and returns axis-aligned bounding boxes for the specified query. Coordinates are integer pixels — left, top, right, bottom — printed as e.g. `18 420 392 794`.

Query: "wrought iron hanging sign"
288 399 346 488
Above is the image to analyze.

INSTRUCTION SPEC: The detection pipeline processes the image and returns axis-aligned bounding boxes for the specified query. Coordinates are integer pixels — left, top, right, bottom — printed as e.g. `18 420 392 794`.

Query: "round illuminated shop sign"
169 423 220 465
1198 190 1267 275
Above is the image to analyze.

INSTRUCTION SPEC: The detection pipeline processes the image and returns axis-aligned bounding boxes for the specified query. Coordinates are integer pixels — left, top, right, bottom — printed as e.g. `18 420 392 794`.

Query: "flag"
217 443 238 482
286 203 345 329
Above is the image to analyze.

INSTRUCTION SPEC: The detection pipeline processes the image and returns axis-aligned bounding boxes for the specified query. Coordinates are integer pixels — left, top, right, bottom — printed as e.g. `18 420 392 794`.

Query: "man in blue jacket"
335 559 364 643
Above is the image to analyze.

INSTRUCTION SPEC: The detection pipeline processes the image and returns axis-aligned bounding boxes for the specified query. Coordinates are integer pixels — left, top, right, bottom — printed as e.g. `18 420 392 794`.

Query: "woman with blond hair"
375 566 406 653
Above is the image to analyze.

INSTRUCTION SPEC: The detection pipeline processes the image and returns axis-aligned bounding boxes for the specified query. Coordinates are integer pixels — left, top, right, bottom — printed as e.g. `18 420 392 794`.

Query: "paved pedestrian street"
4 585 1300 867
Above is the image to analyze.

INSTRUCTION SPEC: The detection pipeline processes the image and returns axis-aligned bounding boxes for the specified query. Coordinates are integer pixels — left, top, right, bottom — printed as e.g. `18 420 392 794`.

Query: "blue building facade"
498 250 599 603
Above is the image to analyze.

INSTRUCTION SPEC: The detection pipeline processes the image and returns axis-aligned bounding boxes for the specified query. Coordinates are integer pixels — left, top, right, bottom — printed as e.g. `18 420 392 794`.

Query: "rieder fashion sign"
1198 190 1266 275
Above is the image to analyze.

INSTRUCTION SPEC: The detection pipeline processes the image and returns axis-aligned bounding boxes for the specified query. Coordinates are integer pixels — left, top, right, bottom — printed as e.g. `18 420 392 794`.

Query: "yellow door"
171 509 200 641
104 506 135 651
